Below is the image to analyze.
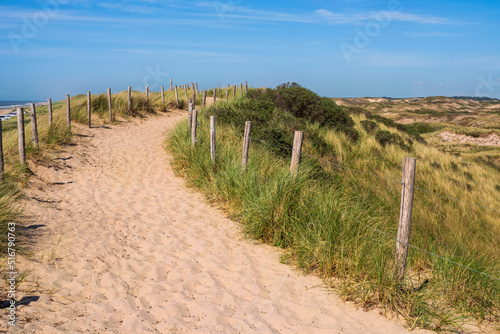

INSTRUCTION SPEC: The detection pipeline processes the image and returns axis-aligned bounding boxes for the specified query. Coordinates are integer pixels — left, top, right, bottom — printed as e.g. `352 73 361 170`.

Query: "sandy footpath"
2 110 429 333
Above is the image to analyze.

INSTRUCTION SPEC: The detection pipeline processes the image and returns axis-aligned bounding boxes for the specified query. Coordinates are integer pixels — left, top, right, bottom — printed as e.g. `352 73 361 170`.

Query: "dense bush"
274 82 322 119
374 129 411 151
360 120 379 133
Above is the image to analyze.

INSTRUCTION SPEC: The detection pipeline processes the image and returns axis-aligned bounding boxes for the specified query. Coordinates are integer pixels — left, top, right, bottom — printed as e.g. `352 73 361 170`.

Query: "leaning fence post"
0 119 4 180
203 90 207 106
290 131 304 175
395 157 416 281
87 91 92 128
242 121 252 171
66 94 71 130
191 109 197 146
30 103 39 147
195 82 199 94
107 88 113 122
175 85 179 107
17 107 25 164
128 86 132 114
47 98 53 127
210 115 216 163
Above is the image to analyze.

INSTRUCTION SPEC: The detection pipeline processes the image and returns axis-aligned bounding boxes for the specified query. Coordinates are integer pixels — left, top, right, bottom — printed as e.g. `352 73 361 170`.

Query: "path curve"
5 111 428 333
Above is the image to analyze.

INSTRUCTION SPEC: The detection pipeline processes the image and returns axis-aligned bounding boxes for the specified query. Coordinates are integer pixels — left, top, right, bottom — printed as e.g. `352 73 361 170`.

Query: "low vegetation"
168 83 500 331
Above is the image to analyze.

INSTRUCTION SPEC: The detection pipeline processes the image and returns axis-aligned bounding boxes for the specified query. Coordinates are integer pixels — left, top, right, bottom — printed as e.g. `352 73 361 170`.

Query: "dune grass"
167 90 500 331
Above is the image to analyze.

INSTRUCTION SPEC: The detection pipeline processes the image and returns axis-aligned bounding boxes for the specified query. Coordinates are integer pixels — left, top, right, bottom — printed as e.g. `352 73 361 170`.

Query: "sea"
0 101 42 121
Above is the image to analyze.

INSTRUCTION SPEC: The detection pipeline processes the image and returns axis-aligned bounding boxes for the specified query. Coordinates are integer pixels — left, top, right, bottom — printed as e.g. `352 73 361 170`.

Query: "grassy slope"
167 92 500 332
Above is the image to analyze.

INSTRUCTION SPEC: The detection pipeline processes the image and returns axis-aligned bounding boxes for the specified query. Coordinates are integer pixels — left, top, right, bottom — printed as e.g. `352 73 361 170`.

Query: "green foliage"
360 120 379 133
274 82 321 119
374 130 411 151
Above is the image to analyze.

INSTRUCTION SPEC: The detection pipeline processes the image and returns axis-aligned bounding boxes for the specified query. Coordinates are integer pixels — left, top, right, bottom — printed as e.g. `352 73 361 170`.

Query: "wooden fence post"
175 85 179 107
47 98 53 127
240 83 243 96
17 107 25 164
213 88 217 103
242 121 252 171
184 87 189 102
107 88 113 122
87 91 92 128
128 87 132 115
191 82 195 93
191 109 197 146
161 86 165 110
188 99 193 132
203 90 207 106
170 78 173 91
210 115 216 163
66 94 71 131
245 81 248 93
395 157 416 281
195 82 199 94
226 90 228 101
0 119 4 180
30 103 39 147
193 93 196 107
290 131 304 175
233 85 237 99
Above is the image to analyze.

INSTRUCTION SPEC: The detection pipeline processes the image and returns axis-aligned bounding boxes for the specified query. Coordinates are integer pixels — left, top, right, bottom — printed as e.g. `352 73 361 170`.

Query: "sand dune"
3 111 429 333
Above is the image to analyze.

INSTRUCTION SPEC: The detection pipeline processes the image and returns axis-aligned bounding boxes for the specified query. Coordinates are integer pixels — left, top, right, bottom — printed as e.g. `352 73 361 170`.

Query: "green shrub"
274 82 321 119
360 120 379 133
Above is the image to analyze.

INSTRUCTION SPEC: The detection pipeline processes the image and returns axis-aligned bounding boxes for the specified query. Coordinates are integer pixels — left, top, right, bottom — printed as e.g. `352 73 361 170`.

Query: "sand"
3 111 430 333
440 130 500 146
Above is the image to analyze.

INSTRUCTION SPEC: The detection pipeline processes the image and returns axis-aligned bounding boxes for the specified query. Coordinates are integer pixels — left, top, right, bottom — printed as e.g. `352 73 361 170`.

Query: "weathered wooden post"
128 87 132 115
47 98 53 127
195 82 199 94
87 91 92 128
233 85 237 99
240 83 243 96
107 88 113 122
170 78 173 91
242 121 252 171
66 94 71 130
188 99 193 132
395 157 416 281
184 86 189 102
213 88 217 104
161 86 165 110
175 85 179 107
290 131 304 175
193 93 196 107
29 103 39 147
210 115 216 163
203 90 207 106
17 107 25 164
245 81 248 93
226 90 228 102
191 109 197 146
0 119 4 180
191 82 195 93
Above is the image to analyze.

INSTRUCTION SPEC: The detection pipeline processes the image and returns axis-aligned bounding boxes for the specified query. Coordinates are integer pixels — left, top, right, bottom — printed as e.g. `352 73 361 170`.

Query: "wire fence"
204 129 500 282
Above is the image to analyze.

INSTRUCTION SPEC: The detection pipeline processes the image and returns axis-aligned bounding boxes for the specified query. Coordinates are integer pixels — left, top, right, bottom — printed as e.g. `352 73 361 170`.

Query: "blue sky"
1 0 499 101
